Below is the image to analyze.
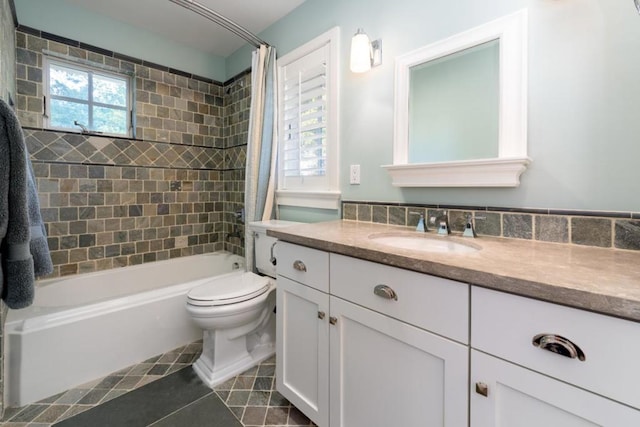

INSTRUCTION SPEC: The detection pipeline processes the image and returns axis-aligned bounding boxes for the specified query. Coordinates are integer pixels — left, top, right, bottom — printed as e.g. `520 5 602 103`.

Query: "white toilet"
186 220 300 388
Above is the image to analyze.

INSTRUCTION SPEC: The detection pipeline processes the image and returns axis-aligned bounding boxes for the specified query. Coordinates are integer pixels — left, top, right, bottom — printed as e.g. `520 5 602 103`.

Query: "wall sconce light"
350 28 382 73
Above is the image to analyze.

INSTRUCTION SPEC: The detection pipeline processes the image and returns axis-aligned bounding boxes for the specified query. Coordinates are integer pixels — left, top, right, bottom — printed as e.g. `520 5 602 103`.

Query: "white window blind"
281 48 328 181
277 27 339 209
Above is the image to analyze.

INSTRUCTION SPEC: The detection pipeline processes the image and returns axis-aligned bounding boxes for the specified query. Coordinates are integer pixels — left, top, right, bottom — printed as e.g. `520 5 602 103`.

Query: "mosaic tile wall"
222 73 250 256
13 28 252 276
0 0 16 417
342 201 640 251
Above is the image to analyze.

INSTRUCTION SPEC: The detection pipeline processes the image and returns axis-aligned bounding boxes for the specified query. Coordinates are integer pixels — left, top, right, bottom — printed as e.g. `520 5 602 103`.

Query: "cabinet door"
329 296 468 427
471 350 640 427
276 276 329 427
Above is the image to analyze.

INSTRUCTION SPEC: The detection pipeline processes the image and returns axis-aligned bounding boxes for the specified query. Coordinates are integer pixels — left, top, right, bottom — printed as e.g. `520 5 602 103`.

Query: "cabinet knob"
373 284 398 301
329 316 338 325
318 311 326 320
293 260 307 272
475 382 489 397
532 334 586 361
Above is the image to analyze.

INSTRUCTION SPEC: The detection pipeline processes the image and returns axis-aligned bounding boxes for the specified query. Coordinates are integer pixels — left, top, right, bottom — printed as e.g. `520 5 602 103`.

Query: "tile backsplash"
15 27 250 277
343 201 640 251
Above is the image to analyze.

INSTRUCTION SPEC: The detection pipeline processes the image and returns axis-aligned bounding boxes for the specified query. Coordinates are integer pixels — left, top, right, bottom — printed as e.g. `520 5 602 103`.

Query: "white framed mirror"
383 9 530 187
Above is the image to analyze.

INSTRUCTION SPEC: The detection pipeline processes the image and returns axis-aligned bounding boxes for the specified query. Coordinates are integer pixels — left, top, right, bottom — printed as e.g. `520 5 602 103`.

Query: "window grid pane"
47 60 130 136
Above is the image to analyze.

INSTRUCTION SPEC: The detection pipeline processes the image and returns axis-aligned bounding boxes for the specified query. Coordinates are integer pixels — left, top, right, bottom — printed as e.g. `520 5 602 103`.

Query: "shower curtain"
244 45 278 272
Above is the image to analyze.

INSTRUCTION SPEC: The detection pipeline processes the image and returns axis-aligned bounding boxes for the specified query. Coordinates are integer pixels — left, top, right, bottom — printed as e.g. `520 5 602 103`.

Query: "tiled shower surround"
343 201 640 251
15 27 250 277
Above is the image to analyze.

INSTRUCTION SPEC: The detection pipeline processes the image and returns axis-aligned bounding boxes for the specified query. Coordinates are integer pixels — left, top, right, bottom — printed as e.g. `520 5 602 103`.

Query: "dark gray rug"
53 367 242 427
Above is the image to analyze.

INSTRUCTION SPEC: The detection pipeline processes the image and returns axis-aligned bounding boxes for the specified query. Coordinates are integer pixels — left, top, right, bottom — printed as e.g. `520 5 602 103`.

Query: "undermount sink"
368 233 480 254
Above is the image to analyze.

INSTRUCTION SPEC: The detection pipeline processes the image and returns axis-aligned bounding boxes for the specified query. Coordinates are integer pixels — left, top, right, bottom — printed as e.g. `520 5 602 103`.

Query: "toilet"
186 220 300 388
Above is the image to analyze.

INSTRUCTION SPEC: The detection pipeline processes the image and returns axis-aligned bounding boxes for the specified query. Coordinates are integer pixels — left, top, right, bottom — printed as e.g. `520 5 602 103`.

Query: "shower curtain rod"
169 0 269 48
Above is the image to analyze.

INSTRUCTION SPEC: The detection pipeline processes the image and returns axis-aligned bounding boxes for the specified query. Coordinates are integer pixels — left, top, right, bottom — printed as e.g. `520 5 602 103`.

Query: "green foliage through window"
47 59 130 136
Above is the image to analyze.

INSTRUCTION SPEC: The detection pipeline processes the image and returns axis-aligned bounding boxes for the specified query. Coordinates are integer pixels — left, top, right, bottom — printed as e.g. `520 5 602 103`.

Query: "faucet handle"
409 211 427 232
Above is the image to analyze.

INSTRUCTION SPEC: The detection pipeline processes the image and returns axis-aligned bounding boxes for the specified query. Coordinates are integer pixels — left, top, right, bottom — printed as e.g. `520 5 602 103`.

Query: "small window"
45 58 132 137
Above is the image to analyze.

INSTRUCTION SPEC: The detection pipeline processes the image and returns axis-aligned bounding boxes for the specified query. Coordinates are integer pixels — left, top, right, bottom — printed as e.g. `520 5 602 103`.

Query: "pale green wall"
14 0 640 213
14 0 226 81
231 0 640 215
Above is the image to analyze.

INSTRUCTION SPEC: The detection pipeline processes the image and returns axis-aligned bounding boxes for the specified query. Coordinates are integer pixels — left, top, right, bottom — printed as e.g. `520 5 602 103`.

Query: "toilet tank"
248 220 301 278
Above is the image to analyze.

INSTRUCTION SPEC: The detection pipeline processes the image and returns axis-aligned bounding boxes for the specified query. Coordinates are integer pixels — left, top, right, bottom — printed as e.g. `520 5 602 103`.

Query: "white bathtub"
4 252 244 407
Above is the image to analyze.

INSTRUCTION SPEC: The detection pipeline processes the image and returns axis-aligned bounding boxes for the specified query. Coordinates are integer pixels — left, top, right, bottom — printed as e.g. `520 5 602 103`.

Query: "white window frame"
276 27 340 210
44 56 133 138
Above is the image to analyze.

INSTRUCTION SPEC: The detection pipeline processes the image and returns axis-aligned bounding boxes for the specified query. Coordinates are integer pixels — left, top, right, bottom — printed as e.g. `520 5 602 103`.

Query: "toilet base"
192 318 276 388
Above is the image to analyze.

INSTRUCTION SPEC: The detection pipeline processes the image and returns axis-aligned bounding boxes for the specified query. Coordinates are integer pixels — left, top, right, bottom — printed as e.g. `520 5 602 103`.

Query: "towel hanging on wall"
0 98 53 309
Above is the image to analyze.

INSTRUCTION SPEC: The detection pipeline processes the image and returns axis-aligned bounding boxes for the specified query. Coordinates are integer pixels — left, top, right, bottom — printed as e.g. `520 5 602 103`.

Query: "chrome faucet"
463 214 477 238
433 211 450 235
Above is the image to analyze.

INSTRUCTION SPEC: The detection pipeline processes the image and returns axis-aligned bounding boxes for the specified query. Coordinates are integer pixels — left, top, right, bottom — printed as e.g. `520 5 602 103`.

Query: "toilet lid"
187 272 271 306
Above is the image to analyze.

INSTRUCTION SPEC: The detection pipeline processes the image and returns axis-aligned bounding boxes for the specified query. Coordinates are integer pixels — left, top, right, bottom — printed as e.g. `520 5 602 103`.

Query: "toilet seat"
187 272 271 307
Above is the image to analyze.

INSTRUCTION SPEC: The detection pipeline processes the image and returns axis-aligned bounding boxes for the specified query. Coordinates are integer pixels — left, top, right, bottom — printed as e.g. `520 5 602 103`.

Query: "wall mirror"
383 9 530 187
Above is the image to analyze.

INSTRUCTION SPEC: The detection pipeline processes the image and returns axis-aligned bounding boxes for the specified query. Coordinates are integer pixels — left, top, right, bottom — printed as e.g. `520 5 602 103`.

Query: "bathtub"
4 252 244 407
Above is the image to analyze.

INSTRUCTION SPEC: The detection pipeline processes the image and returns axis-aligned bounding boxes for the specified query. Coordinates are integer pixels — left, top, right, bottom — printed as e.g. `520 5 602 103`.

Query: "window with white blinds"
276 28 340 209
281 49 327 180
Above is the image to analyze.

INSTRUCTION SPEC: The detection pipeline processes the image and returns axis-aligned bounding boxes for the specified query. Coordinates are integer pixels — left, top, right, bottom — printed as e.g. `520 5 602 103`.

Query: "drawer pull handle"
374 284 398 301
475 382 489 397
532 334 586 361
329 316 338 325
318 311 326 320
293 260 307 272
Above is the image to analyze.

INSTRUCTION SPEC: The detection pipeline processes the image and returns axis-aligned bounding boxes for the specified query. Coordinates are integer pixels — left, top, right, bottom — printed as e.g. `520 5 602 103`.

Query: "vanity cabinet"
276 243 330 426
276 243 469 427
470 287 640 426
276 240 640 427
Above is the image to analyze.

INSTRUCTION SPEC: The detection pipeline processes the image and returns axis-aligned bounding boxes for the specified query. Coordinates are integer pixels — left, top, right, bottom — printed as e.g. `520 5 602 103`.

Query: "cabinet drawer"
330 254 469 344
276 242 329 292
472 286 640 410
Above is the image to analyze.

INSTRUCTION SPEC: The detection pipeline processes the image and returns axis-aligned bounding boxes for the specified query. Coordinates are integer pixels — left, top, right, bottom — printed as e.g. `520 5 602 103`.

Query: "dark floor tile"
150 394 242 427
253 377 273 391
226 390 251 406
233 376 255 390
8 404 47 422
248 390 271 406
53 368 211 427
94 375 124 390
288 406 314 426
147 364 171 376
77 389 109 405
265 406 289 425
269 391 289 407
242 406 267 426
55 389 89 405
33 405 72 423
257 364 275 377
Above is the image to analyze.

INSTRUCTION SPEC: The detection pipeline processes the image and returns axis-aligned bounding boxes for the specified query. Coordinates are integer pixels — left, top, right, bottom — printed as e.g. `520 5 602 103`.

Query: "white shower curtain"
244 45 278 272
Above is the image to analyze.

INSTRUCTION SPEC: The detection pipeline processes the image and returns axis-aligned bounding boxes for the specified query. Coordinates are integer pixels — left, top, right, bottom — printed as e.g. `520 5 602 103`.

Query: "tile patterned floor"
0 341 315 427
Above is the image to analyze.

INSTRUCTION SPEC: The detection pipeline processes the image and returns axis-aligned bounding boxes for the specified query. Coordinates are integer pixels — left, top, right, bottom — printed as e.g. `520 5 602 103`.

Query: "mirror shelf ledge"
381 156 531 188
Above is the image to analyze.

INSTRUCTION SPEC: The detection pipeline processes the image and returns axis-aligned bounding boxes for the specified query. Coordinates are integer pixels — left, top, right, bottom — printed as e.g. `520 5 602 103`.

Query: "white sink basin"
368 233 480 254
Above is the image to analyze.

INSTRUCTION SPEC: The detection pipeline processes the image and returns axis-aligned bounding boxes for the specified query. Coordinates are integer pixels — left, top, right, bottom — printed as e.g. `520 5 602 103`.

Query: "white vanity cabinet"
276 242 469 427
470 286 640 426
276 243 330 427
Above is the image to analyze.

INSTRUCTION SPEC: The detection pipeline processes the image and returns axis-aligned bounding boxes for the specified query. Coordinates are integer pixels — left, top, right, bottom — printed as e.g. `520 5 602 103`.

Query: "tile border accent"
16 25 222 85
24 129 223 170
342 200 640 251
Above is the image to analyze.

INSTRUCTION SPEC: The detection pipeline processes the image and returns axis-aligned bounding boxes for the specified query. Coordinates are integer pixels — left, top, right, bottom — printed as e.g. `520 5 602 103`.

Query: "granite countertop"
268 220 640 322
